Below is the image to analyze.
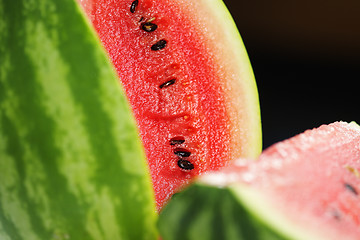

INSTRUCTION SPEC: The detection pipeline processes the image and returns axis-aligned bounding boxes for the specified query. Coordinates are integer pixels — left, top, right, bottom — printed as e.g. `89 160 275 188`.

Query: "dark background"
223 0 360 149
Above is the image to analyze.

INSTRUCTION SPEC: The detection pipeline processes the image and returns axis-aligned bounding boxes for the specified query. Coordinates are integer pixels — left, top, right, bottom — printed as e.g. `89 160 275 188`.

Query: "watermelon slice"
159 121 360 239
79 0 261 209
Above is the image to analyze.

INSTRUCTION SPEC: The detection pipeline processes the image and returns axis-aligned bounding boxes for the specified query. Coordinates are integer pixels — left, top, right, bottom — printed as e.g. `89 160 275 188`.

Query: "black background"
223 0 360 148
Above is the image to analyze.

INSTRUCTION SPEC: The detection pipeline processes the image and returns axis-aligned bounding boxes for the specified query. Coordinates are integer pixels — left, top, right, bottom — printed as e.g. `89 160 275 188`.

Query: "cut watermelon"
159 122 360 239
79 0 261 209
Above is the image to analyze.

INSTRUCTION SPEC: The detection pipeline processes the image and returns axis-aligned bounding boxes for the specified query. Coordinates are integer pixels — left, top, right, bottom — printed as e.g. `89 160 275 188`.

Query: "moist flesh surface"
88 0 237 209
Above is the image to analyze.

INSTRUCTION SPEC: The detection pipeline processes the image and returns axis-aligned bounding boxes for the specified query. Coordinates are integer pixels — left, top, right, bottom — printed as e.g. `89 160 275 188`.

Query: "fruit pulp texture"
214 122 360 238
90 0 232 209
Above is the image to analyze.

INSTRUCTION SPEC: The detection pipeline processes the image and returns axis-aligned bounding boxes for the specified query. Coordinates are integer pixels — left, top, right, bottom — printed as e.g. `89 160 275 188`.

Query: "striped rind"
158 184 286 240
158 183 323 240
0 0 157 239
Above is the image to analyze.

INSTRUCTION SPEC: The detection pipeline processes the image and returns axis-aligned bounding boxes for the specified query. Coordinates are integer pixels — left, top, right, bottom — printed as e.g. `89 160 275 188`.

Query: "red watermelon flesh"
79 0 261 210
202 121 360 239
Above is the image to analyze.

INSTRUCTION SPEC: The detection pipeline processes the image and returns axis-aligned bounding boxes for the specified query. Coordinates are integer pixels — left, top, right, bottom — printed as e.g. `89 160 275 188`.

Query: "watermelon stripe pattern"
0 0 157 239
158 184 285 240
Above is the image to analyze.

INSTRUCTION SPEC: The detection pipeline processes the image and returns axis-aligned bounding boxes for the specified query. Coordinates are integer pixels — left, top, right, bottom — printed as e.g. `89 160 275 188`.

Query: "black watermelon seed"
159 79 176 89
344 183 358 195
130 0 138 13
169 137 185 145
177 159 194 170
151 39 167 51
174 148 191 158
141 22 158 32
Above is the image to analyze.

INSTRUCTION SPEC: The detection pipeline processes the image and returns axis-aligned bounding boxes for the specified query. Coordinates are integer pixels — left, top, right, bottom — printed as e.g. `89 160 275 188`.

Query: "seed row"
130 1 193 171
170 139 194 170
130 1 167 51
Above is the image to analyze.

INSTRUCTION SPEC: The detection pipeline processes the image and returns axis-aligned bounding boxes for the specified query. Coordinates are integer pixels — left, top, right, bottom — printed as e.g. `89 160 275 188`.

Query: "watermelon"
159 121 360 239
0 0 158 239
79 0 262 210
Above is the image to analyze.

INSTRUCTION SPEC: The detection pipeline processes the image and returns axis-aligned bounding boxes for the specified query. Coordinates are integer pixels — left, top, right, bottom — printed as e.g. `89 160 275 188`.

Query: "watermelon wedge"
79 0 262 209
159 121 360 239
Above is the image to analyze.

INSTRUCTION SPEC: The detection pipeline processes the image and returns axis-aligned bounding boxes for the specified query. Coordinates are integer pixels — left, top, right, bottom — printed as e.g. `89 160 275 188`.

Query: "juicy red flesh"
89 0 232 209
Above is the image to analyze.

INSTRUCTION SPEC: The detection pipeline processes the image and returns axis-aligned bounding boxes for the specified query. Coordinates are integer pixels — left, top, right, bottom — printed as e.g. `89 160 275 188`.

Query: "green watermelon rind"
158 183 285 240
159 182 323 240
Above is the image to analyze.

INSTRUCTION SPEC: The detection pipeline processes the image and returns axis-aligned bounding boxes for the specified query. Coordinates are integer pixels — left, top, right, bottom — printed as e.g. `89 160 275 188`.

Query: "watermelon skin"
159 122 360 239
81 0 261 210
0 0 157 239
